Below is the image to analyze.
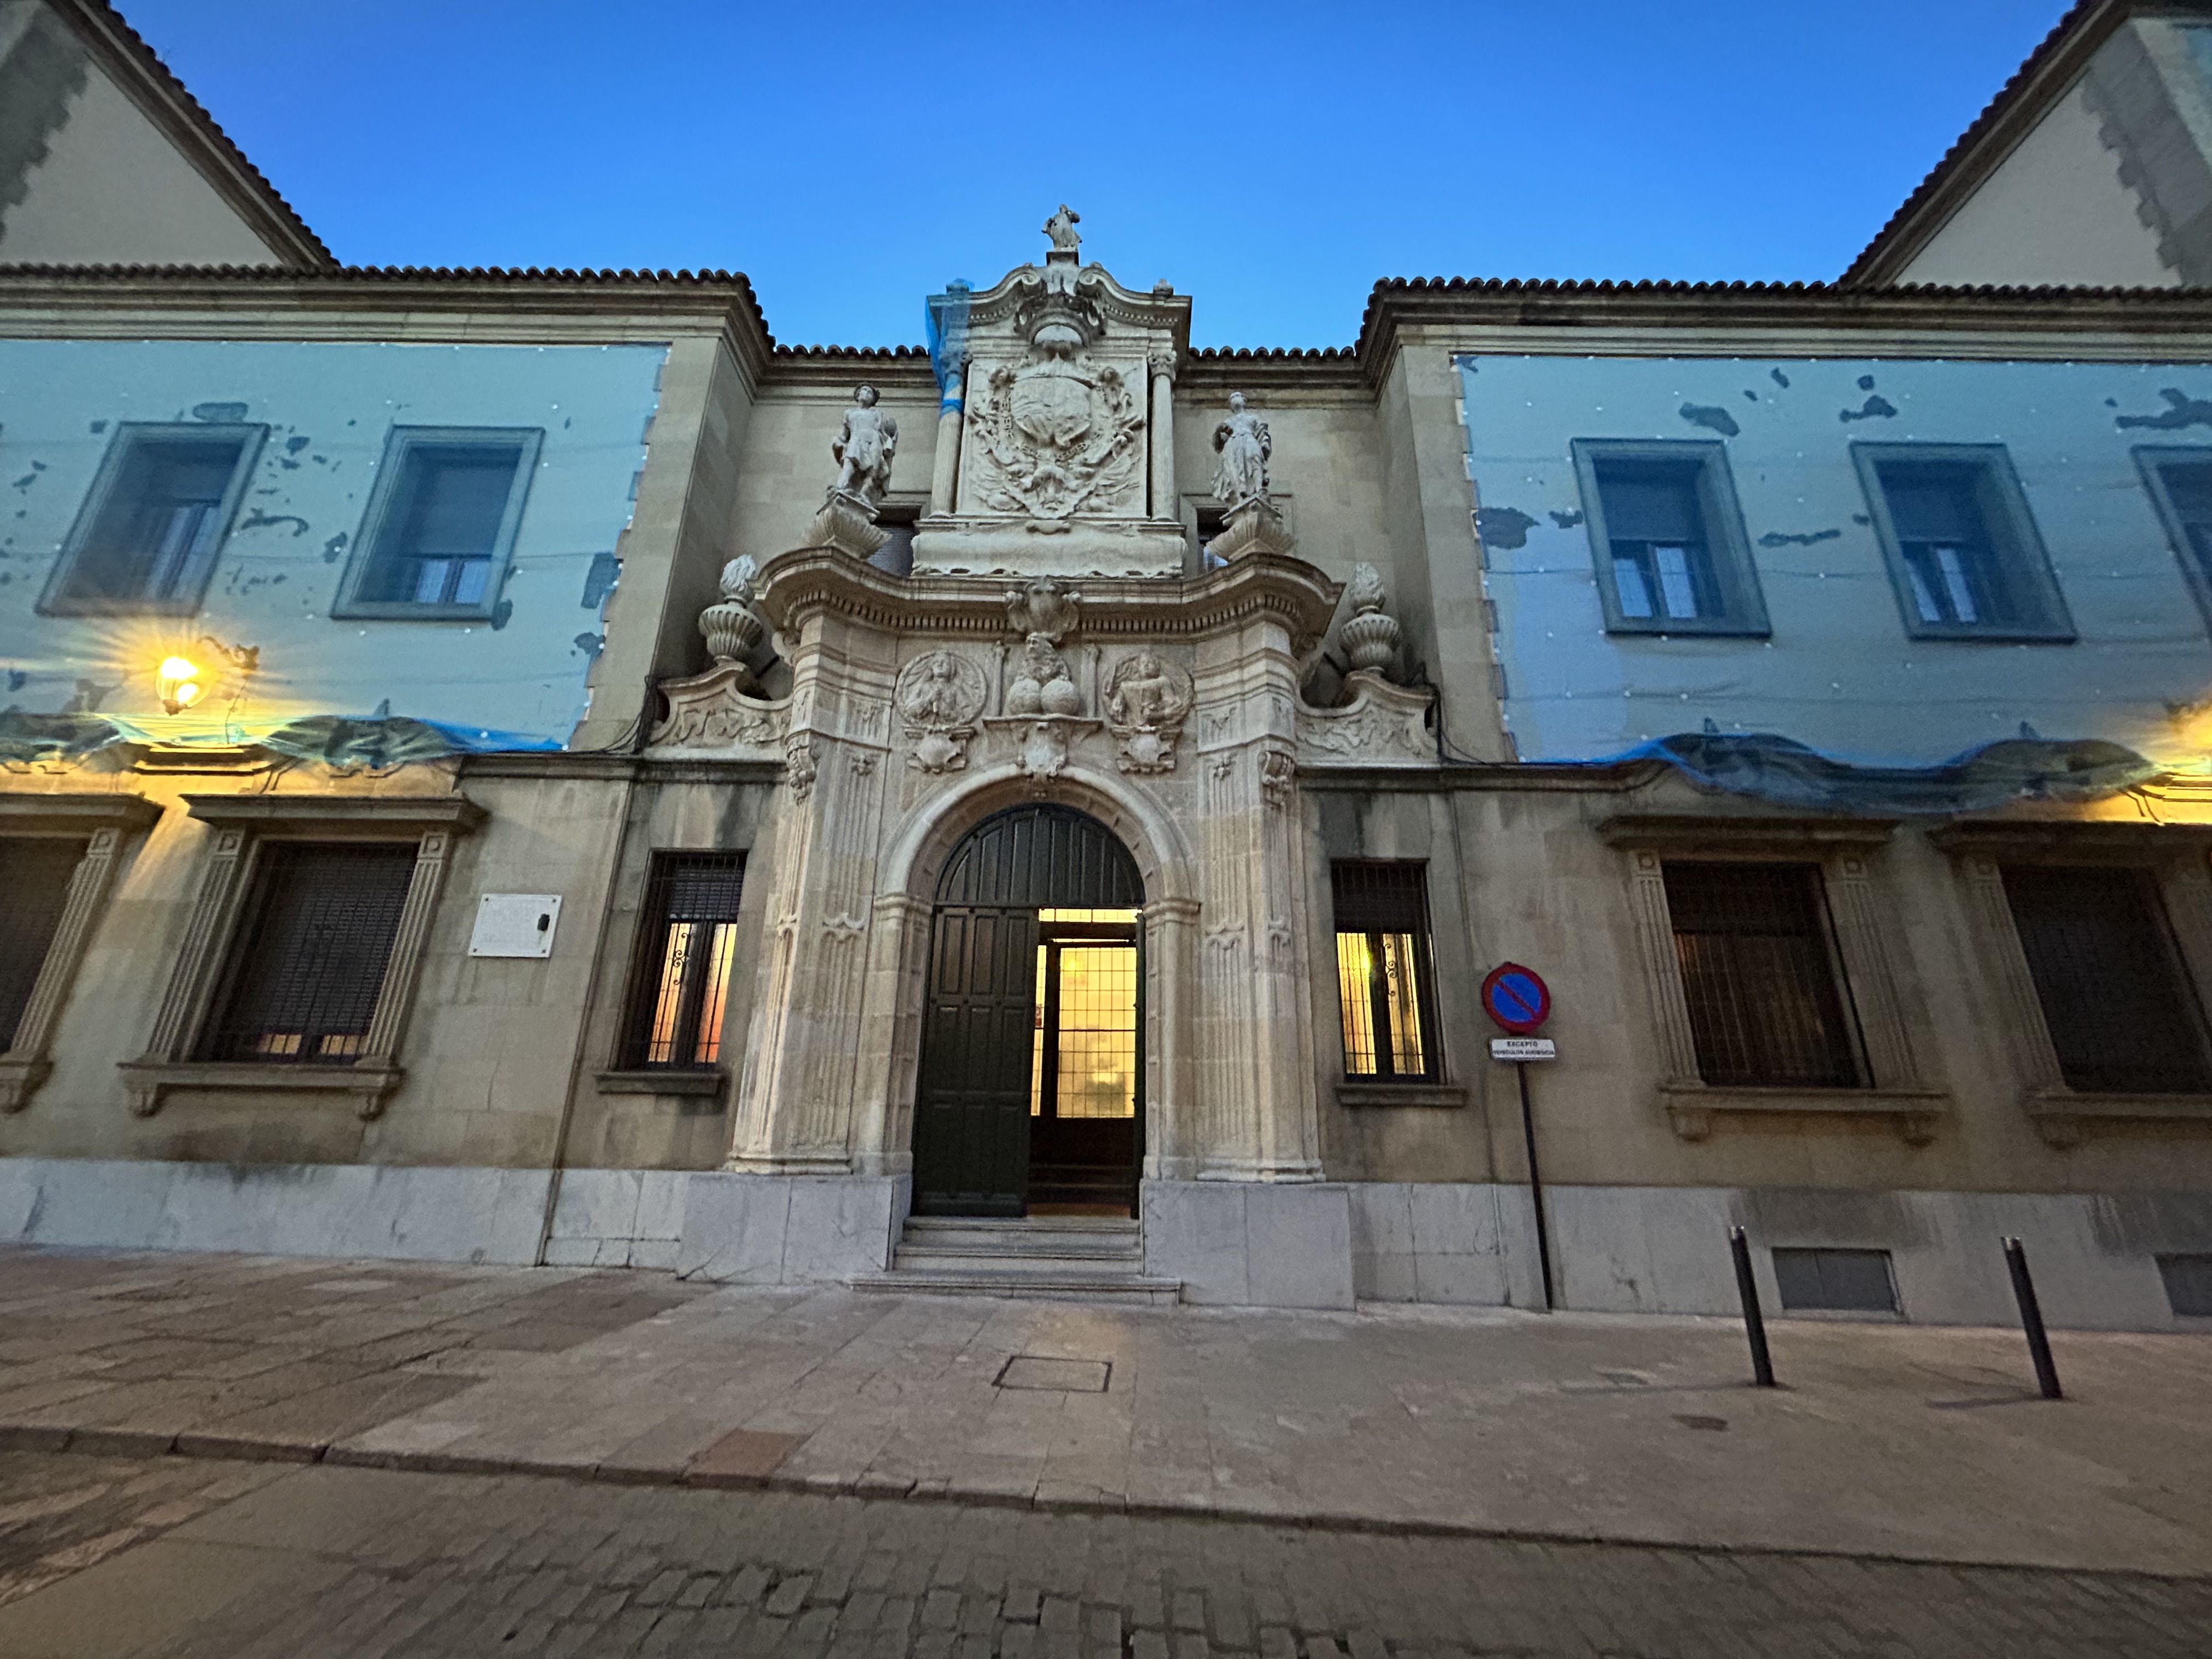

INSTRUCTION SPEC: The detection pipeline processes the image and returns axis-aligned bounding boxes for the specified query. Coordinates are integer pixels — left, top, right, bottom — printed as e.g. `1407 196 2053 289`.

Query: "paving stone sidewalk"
3 1452 2210 1659
2 1244 2209 1579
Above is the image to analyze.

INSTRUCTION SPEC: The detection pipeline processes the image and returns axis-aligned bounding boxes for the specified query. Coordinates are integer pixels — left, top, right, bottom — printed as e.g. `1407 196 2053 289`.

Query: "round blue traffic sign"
1481 962 1551 1034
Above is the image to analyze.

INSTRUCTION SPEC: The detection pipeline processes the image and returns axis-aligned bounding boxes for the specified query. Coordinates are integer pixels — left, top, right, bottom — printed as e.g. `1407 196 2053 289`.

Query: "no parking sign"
1480 962 1551 1035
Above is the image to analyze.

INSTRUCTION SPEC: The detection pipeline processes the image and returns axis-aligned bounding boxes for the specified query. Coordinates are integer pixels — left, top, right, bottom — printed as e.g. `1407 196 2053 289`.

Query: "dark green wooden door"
913 906 1037 1216
911 805 1145 1217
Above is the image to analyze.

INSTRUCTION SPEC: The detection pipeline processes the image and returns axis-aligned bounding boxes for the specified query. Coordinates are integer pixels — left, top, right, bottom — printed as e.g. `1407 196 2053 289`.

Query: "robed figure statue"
1211 392 1271 507
833 384 899 506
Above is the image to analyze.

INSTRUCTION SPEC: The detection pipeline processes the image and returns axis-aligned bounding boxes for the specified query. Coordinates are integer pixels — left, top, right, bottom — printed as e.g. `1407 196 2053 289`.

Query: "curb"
3 1419 2208 1583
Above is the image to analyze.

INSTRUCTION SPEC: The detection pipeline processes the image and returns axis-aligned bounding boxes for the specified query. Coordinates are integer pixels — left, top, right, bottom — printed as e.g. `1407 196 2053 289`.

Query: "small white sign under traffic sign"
1490 1037 1557 1062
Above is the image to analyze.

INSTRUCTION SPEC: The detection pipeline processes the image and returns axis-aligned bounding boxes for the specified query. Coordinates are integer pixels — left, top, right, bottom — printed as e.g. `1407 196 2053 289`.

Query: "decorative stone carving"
1043 202 1081 256
1005 577 1081 641
1006 637 1081 716
833 385 899 506
806 487 890 560
1295 672 1435 767
650 662 789 753
1339 561 1402 675
1105 649 1193 773
698 555 766 681
967 354 1144 521
1258 745 1297 811
785 735 819 801
1212 392 1272 508
895 651 987 773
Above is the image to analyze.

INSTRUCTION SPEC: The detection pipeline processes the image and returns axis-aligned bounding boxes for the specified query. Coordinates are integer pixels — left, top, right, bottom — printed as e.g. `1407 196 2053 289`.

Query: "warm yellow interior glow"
154 654 202 714
156 655 199 681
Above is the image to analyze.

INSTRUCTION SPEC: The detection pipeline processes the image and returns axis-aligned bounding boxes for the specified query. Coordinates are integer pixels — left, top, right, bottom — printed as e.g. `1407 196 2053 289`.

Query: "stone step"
899 1218 1139 1256
845 1269 1182 1306
891 1245 1142 1275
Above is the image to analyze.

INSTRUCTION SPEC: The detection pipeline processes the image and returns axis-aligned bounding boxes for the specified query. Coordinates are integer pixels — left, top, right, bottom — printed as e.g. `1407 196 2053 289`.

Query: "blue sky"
120 1 2069 349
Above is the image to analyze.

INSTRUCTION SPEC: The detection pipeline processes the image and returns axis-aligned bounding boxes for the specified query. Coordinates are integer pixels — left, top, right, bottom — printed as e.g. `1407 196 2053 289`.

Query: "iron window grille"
38 424 266 617
1771 1247 1899 1313
332 427 542 620
1571 439 1769 637
0 838 88 1051
2000 864 2212 1094
1852 443 2074 642
1330 861 1442 1082
1662 860 1866 1088
620 852 746 1070
2135 447 2212 634
199 842 417 1064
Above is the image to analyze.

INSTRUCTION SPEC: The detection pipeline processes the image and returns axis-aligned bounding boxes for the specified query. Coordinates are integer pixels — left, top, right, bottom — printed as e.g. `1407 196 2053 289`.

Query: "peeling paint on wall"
2115 387 2212 430
1678 403 1741 438
580 551 619 609
1459 353 2212 770
0 338 668 744
1475 506 1539 551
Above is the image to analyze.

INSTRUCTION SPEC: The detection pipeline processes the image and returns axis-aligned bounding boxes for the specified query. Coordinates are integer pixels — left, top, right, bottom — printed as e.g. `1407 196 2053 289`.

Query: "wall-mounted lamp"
155 656 202 715
154 637 259 717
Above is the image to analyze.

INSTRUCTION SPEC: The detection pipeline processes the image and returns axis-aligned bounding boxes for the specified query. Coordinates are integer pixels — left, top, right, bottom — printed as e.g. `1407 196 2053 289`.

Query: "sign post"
1483 962 1556 1312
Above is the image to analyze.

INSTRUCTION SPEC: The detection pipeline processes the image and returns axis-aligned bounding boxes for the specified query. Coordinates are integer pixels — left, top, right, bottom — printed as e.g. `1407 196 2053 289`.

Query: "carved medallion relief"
895 651 988 774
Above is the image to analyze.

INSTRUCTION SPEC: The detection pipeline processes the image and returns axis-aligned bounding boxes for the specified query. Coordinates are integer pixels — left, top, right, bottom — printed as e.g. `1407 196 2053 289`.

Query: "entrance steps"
847 1216 1181 1306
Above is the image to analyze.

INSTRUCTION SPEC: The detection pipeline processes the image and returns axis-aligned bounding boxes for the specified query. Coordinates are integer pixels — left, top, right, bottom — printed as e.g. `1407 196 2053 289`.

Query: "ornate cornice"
752 550 1342 645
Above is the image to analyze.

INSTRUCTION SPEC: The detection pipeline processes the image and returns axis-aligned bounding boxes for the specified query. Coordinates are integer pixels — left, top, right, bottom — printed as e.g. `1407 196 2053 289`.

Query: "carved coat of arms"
967 352 1145 520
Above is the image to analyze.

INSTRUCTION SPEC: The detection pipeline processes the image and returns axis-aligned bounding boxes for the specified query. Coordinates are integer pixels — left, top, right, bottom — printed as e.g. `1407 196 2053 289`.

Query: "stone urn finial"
1339 561 1401 677
699 554 766 681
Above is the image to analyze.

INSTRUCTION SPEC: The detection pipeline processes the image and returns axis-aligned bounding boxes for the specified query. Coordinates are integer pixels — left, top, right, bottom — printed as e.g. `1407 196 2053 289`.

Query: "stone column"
850 892 930 1176
727 636 894 1172
1141 896 1201 1179
1147 350 1177 521
1955 854 2067 1096
1824 852 1921 1090
1192 627 1322 1182
1625 849 1701 1088
928 364 965 516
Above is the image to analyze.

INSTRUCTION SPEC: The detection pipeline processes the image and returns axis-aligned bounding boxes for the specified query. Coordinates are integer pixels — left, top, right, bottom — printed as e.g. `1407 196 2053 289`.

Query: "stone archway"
848 765 1202 1188
909 803 1142 1217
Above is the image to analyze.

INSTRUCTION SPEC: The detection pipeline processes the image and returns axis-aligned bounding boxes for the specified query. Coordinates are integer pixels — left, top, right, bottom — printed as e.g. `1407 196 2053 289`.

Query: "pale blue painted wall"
0 339 667 744
1458 354 2212 768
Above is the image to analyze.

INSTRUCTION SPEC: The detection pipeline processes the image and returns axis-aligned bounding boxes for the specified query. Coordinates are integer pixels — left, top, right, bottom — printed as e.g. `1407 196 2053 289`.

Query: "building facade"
3 0 2212 1328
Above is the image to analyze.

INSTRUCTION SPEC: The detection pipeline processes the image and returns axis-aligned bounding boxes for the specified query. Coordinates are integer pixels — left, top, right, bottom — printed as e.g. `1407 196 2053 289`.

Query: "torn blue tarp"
0 711 557 769
927 281 972 411
1621 731 2160 815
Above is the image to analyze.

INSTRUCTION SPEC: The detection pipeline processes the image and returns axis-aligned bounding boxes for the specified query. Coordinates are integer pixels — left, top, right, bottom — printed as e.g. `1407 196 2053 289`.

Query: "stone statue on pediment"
833 384 899 506
1043 204 1081 256
1212 392 1271 508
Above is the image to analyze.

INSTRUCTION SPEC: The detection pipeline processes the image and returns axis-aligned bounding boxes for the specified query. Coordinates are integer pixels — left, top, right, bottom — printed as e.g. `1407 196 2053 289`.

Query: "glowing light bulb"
155 656 202 715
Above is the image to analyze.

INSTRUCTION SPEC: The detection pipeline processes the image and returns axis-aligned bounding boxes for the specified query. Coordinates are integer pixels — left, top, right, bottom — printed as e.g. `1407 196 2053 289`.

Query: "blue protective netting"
0 711 557 769
927 282 972 411
1618 730 2160 815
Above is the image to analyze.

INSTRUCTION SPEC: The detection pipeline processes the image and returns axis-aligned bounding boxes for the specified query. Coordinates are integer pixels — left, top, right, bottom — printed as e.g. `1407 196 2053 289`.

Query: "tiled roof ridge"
1838 0 2110 286
71 0 334 267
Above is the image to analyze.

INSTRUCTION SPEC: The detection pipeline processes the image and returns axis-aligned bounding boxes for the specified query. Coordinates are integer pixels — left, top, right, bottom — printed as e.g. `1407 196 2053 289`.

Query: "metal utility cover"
469 893 562 958
995 1355 1111 1392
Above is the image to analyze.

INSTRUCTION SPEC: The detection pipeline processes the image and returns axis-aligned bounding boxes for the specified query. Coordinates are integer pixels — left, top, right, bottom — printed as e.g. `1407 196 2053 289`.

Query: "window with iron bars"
1663 860 1865 1088
621 853 746 1070
199 842 416 1064
0 838 87 1050
1331 861 1442 1082
2001 864 2212 1094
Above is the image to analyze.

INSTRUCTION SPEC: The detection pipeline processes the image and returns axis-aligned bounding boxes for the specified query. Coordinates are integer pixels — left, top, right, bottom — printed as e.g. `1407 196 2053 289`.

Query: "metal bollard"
2003 1237 2063 1401
1729 1227 1776 1387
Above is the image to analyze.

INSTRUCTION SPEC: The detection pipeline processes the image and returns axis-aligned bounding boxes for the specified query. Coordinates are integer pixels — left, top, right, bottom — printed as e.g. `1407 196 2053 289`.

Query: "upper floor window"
38 423 264 616
2135 447 2212 631
1330 861 1442 1082
333 427 541 620
1570 440 1768 636
1852 444 2073 642
1663 860 1864 1089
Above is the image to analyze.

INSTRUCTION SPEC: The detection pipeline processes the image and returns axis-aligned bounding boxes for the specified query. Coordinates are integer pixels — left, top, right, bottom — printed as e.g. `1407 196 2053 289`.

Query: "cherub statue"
832 385 899 506
1212 392 1272 507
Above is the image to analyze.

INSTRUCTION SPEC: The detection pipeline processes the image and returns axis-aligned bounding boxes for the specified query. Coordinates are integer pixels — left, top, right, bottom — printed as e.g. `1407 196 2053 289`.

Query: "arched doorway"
913 804 1144 1218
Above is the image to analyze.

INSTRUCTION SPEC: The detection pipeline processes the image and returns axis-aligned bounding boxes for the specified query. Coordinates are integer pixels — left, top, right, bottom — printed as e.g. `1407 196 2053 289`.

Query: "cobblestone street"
2 1449 2209 1658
